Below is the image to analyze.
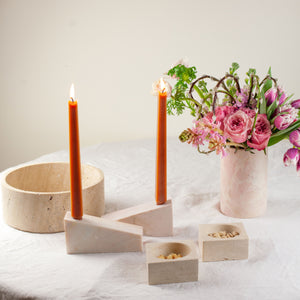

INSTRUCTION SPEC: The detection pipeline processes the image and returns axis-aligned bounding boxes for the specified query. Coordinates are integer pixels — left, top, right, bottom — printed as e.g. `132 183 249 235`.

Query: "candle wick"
71 97 74 102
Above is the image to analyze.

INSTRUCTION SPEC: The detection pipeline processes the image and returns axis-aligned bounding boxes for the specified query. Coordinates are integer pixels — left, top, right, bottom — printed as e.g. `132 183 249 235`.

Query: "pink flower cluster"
184 85 300 164
190 113 227 156
216 106 272 151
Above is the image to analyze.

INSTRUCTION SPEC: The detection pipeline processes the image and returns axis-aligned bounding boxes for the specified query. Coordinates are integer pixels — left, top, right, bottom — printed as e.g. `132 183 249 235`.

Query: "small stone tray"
146 240 198 285
198 222 248 262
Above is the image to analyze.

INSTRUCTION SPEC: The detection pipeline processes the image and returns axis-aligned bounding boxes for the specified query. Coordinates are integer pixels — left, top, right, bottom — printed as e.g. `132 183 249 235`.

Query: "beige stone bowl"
1 162 105 233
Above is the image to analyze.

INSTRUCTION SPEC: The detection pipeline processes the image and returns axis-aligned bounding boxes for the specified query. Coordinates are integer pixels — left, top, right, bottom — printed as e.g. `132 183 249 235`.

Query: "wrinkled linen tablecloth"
0 138 299 300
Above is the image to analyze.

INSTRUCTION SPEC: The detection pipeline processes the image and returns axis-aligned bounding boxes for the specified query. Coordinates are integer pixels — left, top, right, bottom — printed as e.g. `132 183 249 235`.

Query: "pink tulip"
279 90 287 105
283 148 300 166
265 88 277 106
265 88 287 106
289 129 300 147
291 99 300 109
297 159 300 176
274 113 296 130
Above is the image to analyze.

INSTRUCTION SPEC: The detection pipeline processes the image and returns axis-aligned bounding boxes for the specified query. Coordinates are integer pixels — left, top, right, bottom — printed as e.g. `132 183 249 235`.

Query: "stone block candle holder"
103 200 173 237
198 222 248 262
64 212 143 254
1 162 104 233
146 240 198 285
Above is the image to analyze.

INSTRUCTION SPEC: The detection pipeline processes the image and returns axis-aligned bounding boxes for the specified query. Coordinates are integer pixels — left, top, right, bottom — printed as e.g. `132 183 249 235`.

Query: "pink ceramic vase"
220 148 268 218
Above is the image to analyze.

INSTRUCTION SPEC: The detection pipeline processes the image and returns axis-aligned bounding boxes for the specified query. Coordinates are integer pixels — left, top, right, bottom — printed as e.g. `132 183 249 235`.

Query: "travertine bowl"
1 162 104 233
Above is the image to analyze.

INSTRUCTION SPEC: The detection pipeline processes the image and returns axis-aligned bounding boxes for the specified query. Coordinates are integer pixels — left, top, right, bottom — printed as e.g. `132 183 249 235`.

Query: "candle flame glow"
70 83 75 101
159 78 166 93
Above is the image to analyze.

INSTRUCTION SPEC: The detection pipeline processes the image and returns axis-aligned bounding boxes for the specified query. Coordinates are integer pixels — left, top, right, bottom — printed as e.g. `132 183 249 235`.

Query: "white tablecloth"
0 138 299 300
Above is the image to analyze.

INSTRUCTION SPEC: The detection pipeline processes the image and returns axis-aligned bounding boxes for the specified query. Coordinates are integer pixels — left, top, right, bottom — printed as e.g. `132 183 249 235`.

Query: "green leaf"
266 98 278 119
167 96 185 116
250 112 258 136
246 68 256 77
280 93 294 107
231 62 239 74
268 135 287 147
259 91 267 114
262 79 272 94
271 119 300 138
268 66 272 77
193 85 205 99
270 111 290 124
268 119 300 146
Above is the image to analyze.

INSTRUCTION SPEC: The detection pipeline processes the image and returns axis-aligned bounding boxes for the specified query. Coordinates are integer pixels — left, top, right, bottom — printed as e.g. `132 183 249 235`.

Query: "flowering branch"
212 74 241 113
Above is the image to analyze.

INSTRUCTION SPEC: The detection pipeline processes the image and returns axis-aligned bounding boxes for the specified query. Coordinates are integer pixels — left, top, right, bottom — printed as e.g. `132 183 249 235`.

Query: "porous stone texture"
199 223 249 262
1 162 105 233
103 200 173 237
146 240 198 285
64 212 143 254
220 148 268 218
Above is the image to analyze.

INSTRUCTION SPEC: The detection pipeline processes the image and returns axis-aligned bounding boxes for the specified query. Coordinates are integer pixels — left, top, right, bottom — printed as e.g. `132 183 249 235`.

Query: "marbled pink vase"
220 148 268 218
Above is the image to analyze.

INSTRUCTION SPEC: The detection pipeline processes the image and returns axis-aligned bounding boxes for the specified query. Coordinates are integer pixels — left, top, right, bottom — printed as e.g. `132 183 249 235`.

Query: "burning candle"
68 83 83 220
156 78 168 205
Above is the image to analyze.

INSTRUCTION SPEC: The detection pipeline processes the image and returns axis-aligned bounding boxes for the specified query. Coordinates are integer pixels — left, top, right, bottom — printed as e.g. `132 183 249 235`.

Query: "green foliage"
259 90 267 114
266 96 278 119
280 94 294 107
268 120 300 146
230 62 240 75
224 62 240 102
246 68 256 77
167 64 197 89
245 68 256 85
262 79 272 94
268 66 272 77
166 64 197 116
167 97 186 116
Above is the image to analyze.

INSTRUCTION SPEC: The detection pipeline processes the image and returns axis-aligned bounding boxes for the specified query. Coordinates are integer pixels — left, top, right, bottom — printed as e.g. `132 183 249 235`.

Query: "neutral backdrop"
0 0 300 171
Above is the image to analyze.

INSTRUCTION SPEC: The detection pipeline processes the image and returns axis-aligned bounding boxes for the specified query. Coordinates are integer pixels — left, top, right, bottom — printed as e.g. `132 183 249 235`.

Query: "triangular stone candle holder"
102 200 173 237
64 212 143 254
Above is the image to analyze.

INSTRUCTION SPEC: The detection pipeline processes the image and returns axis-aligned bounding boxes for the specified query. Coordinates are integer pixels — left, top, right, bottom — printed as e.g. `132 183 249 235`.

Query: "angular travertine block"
64 212 143 254
199 223 248 262
146 240 198 285
103 200 173 237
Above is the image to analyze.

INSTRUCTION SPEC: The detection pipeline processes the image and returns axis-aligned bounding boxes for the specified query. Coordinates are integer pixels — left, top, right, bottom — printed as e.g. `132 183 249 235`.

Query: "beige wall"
0 0 300 171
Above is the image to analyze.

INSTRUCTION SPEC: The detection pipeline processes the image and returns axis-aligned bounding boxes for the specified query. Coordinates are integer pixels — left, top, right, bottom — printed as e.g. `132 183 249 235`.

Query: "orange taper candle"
68 83 83 220
156 78 167 205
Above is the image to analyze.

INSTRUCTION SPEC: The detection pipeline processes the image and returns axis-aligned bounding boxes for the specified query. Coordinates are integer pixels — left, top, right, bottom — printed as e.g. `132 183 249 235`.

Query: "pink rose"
223 110 252 143
240 107 256 118
215 106 236 131
202 112 214 124
247 114 272 150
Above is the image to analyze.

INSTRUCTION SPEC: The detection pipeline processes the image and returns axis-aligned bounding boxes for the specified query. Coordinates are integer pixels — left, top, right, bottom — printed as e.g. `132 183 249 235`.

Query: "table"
0 138 299 299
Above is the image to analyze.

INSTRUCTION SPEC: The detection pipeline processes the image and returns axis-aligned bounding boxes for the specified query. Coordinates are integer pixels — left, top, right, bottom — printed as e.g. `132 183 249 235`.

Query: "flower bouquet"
165 62 300 217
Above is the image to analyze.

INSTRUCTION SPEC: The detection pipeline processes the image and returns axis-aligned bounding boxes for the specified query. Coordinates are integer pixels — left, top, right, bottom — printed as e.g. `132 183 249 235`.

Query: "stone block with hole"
146 240 198 285
198 222 248 262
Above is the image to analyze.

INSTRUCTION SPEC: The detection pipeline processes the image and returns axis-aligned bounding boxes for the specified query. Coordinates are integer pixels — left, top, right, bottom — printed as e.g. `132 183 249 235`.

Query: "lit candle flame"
70 83 75 101
159 78 166 94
